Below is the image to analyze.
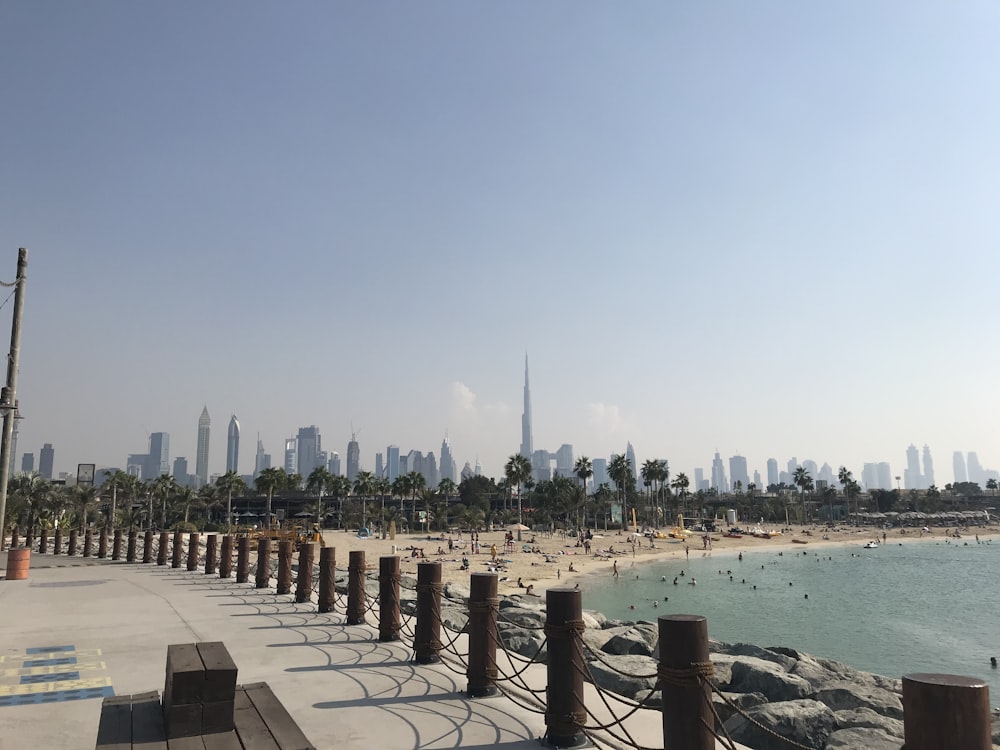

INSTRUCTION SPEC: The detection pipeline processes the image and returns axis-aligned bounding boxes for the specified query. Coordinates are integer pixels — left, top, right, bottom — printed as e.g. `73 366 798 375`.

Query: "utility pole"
0 249 28 551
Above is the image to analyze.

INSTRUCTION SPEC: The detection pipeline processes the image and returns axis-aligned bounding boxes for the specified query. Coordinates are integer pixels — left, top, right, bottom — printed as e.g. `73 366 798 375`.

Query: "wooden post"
219 535 233 579
378 556 401 642
544 587 587 748
236 536 250 583
346 550 366 625
127 530 137 563
902 674 992 750
83 528 93 557
186 533 199 571
112 529 123 560
98 529 108 559
25 526 33 550
255 538 271 589
171 530 183 568
467 572 499 697
659 614 714 750
39 527 48 555
318 546 335 613
53 527 62 555
157 531 169 566
414 561 442 664
68 528 78 556
295 542 315 604
9 525 17 549
276 540 293 595
142 530 154 563
205 534 217 575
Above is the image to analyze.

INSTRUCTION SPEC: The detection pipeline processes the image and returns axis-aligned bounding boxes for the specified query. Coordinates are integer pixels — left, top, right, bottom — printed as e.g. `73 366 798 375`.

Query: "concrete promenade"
0 548 718 750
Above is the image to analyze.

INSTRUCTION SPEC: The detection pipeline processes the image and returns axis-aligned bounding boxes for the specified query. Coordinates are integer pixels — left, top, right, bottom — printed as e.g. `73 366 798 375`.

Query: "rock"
810 681 903 719
496 606 546 630
584 654 658 698
709 656 733 688
726 656 812 701
443 582 469 604
439 605 467 633
824 726 901 749
500 630 547 662
582 609 608 629
602 626 657 657
724 699 837 750
711 691 767 724
833 708 903 737
723 643 796 671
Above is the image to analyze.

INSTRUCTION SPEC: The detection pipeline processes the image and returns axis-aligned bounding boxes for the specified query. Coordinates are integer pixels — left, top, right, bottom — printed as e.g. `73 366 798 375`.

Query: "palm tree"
255 467 287 529
150 474 178 530
437 477 457 501
101 470 132 531
215 471 247 532
73 485 98 529
671 473 690 520
9 472 51 536
327 475 351 529
305 466 332 530
792 467 813 524
504 454 532 539
573 456 593 529
353 471 375 531
987 478 998 496
608 453 633 531
406 471 426 529
172 486 199 526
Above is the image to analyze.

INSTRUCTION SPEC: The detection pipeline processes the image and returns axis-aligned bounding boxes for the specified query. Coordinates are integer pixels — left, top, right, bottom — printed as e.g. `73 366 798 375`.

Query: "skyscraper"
591 458 609 489
877 462 892 491
922 445 934 487
196 407 210 487
520 355 533 459
386 445 400 482
226 415 240 474
953 451 967 484
766 458 778 488
284 439 297 474
38 443 54 480
711 452 728 493
346 434 360 482
254 436 270 478
147 432 170 480
625 442 638 490
173 457 190 486
967 452 984 486
328 452 341 476
728 455 749 491
439 436 455 484
21 453 34 473
904 444 921 490
555 444 574 478
296 426 321 478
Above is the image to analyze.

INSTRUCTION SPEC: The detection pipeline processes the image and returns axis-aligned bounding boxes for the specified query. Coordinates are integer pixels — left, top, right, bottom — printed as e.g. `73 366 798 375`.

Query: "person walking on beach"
490 543 498 561
612 560 619 579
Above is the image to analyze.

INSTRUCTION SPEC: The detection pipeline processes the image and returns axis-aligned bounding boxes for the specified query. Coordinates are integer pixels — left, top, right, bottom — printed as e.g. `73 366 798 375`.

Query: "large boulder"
725 656 812 701
498 627 547 662
723 643 796 671
711 691 768 724
824 726 902 749
443 582 470 605
810 681 903 719
584 654 658 699
724 699 838 750
496 606 546 629
833 707 903 738
602 626 657 657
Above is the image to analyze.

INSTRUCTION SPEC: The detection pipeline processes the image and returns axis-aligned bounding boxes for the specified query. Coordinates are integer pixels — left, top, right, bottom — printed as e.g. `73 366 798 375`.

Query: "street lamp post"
0 249 28 551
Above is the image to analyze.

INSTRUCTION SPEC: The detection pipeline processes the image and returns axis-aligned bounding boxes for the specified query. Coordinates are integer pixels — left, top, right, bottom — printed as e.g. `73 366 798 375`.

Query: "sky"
1 2 998 485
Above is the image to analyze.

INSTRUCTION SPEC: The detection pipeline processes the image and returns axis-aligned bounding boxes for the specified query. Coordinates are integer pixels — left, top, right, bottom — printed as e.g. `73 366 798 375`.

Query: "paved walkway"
0 549 737 749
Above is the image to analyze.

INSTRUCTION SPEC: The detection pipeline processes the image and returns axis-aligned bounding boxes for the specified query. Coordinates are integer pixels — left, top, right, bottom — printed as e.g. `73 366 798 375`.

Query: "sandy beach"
321 521 1000 598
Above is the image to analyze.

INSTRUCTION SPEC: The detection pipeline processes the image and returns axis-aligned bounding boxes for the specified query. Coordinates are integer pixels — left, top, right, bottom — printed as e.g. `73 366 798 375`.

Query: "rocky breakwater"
379 579 999 750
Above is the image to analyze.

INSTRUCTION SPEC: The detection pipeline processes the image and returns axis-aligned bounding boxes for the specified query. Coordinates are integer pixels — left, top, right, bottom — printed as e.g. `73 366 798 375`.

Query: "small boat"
863 540 880 549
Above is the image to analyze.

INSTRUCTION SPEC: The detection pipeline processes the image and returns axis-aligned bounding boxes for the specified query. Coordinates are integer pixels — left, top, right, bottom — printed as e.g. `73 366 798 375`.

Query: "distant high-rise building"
953 451 967 484
555 444 574 478
426 452 439 486
473 456 482 478
346 434 360 482
591 458 609 490
439 436 455 484
406 450 424 480
877 462 892 491
766 459 778 488
753 470 762 489
460 461 474 481
126 454 144 478
694 467 705 491
296 426 321 478
147 433 170 480
787 457 799 475
284 439 297 474
803 460 818 479
922 445 934 487
386 445 400 482
173 457 190 486
904 444 921 490
520 355 533 459
328 452 341 476
196 407 210 486
967 452 984 486
38 443 55 480
21 453 34 473
532 450 553 483
375 452 384 479
625 443 638 489
728 455 749 491
227 415 240 474
254 436 269 478
818 463 835 487
711 452 728 493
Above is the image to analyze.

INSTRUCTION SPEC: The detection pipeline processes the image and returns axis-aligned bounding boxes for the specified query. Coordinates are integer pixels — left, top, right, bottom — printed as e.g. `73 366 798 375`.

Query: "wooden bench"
96 684 314 750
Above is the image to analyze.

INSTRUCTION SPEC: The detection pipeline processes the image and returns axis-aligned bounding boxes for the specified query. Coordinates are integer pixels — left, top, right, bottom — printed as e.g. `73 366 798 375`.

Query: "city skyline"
2 4 997 488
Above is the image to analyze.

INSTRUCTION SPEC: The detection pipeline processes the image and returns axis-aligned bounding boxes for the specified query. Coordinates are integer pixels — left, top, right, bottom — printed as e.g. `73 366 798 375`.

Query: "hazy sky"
2 2 998 484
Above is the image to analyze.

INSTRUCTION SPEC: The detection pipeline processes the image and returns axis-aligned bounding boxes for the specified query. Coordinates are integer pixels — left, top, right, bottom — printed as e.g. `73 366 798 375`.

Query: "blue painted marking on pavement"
0 686 113 706
22 657 77 668
20 671 80 685
25 646 74 655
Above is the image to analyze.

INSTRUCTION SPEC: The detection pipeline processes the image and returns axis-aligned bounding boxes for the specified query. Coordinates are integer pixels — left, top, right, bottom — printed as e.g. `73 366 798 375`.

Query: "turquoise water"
580 538 1000 696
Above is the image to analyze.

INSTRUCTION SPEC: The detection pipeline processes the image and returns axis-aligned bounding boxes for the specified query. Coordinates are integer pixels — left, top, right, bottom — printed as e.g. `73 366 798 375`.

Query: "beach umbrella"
507 523 530 532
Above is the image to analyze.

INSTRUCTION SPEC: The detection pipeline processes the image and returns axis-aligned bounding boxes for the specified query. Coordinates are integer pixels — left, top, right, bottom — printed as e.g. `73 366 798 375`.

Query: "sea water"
580 537 1000 696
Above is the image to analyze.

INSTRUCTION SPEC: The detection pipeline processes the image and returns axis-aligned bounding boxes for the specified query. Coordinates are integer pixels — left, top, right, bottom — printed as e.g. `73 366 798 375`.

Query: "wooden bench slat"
241 683 315 750
233 688 279 750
